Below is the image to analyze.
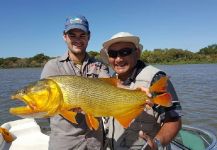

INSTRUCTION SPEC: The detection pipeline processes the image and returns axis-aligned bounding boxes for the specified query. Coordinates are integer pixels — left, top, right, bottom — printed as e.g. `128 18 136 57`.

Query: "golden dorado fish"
10 75 172 130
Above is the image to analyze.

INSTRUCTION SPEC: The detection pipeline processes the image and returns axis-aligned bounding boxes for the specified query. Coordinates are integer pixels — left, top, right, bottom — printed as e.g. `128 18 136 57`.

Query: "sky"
0 0 216 58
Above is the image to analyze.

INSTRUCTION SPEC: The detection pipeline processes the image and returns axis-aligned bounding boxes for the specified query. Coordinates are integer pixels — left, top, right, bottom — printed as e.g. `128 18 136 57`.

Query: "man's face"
63 29 90 55
107 42 140 80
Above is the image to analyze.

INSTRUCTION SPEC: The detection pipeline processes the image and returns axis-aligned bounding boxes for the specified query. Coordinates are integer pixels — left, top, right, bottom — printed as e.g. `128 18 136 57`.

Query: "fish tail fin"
60 110 78 124
149 76 168 93
152 93 172 107
85 114 99 130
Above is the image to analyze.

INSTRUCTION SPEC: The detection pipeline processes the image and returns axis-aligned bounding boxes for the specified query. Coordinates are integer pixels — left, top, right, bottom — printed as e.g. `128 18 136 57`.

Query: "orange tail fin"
149 76 168 93
152 93 172 107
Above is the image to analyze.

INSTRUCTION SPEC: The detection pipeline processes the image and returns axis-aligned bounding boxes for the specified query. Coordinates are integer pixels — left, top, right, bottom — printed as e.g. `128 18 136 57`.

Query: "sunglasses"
107 48 135 58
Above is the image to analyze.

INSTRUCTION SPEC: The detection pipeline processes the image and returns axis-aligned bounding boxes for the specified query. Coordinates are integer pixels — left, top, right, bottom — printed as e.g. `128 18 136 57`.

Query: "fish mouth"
10 95 37 116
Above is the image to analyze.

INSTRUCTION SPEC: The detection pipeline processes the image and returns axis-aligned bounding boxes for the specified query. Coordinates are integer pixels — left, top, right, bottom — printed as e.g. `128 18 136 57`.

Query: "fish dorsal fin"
149 76 168 93
99 78 120 86
60 110 78 124
85 114 99 130
115 106 144 128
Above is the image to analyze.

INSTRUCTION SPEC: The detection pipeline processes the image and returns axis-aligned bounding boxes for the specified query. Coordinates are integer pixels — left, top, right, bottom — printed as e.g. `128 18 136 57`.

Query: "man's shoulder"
44 57 61 66
131 65 165 88
41 57 62 74
137 65 163 78
144 65 161 72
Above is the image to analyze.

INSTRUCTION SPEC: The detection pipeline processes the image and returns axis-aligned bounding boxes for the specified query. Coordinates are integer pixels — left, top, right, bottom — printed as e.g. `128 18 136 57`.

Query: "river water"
0 64 216 134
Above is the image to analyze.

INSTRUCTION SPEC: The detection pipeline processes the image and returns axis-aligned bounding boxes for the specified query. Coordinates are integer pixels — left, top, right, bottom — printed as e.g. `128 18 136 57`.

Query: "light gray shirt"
41 51 110 150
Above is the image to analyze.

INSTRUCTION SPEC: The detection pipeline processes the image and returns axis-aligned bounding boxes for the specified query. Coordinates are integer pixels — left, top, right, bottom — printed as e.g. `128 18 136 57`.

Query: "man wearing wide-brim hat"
100 32 182 150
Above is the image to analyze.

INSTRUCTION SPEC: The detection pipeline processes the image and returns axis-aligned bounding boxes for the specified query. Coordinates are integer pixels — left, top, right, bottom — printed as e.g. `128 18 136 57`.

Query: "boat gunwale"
174 125 217 150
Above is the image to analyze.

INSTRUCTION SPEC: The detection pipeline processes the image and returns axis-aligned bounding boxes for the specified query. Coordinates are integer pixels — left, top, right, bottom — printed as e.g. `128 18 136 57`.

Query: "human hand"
139 130 157 150
140 87 154 109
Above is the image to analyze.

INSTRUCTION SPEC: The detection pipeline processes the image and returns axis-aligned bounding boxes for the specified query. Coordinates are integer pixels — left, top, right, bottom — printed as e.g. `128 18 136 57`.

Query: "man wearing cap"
100 32 182 150
41 15 109 150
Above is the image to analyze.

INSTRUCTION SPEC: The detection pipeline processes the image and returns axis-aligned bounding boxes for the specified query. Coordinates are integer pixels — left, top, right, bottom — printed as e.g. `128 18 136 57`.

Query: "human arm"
139 87 182 149
155 118 181 146
139 118 181 149
140 74 182 149
154 78 182 146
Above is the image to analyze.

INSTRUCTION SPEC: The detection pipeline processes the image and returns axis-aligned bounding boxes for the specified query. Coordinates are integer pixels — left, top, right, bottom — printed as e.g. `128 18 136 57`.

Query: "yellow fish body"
10 75 172 130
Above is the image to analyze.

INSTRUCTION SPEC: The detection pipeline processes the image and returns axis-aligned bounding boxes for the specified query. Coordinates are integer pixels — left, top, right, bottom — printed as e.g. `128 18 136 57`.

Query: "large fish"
10 75 172 130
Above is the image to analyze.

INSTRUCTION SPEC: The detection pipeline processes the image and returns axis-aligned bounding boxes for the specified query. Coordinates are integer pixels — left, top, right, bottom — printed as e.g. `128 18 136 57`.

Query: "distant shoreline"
1 61 217 69
1 45 217 68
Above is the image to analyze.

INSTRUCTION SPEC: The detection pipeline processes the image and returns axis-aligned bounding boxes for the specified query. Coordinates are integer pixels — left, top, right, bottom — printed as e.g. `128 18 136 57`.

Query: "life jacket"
104 65 165 150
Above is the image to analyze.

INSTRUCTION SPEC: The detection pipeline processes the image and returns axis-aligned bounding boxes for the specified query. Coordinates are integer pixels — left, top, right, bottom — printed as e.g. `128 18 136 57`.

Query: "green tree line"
1 44 217 68
0 53 50 68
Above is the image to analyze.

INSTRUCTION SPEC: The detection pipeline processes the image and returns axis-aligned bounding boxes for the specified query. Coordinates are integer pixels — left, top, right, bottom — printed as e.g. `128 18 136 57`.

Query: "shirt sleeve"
151 73 182 121
40 59 60 79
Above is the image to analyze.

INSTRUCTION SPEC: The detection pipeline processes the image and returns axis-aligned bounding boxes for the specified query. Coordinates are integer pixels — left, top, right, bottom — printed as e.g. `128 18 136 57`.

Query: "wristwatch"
153 138 163 150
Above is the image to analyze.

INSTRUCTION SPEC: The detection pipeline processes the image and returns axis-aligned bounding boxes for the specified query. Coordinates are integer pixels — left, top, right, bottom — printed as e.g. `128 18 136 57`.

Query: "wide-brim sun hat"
103 32 140 50
100 32 143 65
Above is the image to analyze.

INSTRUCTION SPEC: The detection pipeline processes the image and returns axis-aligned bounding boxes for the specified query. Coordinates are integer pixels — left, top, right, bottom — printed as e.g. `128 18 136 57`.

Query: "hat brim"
103 36 139 50
65 24 89 33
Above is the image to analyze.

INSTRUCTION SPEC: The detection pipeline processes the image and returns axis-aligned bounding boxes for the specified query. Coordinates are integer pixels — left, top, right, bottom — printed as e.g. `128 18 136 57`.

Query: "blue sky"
0 0 216 58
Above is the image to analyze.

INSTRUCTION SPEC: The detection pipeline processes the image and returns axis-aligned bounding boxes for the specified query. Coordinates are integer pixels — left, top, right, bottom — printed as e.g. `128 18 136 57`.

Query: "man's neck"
68 51 86 64
117 65 139 86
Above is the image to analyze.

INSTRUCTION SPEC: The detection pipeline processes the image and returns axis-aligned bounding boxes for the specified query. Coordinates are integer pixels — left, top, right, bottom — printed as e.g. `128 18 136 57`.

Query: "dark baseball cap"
64 15 89 33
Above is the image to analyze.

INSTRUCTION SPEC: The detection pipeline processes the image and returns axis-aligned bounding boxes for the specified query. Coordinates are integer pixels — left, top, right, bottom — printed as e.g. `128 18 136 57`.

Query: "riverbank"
1 46 217 68
1 61 217 69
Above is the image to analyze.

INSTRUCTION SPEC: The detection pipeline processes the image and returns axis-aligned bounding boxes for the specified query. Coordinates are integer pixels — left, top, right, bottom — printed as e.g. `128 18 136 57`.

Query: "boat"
0 119 49 150
171 125 217 150
0 118 216 150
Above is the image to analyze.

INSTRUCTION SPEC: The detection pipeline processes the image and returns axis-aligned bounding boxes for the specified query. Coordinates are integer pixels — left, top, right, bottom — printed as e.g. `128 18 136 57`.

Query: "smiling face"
107 42 140 81
63 28 90 61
